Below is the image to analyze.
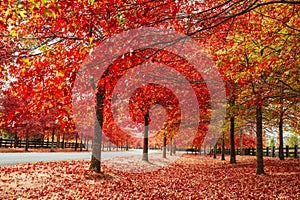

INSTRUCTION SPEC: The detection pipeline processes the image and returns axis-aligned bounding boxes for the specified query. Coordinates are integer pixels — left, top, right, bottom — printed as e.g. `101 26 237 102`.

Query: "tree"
129 83 181 161
210 3 300 174
269 136 276 148
286 132 300 147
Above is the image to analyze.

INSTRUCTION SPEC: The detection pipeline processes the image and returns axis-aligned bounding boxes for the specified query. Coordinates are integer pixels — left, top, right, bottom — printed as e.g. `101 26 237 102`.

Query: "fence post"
286 145 289 158
266 147 269 157
294 145 298 158
272 146 275 157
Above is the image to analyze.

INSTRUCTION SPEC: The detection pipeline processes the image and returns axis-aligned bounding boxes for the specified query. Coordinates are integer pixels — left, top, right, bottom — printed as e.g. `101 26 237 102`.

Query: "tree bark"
173 139 176 155
57 134 60 148
240 130 243 156
86 139 89 151
14 132 18 148
163 133 167 158
279 85 284 160
90 86 104 173
221 132 225 160
230 115 236 163
278 112 284 160
198 146 201 156
50 128 55 152
80 134 83 152
90 115 103 173
75 134 78 151
142 112 149 162
61 134 65 149
170 137 173 156
25 129 29 152
256 95 264 174
230 97 236 164
126 137 129 151
213 144 217 159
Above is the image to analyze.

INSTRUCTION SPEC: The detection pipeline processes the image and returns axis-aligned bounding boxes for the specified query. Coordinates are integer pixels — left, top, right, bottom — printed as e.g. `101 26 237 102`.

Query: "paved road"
0 149 159 166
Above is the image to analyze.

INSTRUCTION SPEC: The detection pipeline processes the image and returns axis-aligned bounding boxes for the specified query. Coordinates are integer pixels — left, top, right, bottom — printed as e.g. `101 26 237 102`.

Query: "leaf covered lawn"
0 155 299 199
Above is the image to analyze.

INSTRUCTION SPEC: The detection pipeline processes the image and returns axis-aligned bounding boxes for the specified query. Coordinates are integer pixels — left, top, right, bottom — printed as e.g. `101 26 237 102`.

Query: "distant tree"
286 133 300 148
269 137 276 148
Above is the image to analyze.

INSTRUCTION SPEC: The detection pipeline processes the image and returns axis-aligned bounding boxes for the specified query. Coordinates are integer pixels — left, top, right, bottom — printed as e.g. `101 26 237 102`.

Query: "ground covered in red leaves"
0 154 299 199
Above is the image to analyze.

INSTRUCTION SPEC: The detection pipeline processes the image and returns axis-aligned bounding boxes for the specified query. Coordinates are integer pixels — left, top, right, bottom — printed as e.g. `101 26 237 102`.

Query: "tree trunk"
75 134 78 151
173 139 176 155
163 133 167 158
230 115 236 164
90 87 104 173
50 128 55 152
14 132 18 148
86 139 89 151
57 134 60 148
279 110 284 160
170 137 173 156
240 130 243 156
25 129 29 152
80 134 83 152
213 144 217 159
221 132 225 160
62 134 65 149
256 96 264 175
90 116 103 173
142 112 149 162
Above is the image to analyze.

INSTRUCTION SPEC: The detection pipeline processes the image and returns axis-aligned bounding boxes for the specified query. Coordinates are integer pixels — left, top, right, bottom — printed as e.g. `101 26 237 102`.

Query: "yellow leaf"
7 18 14 25
18 9 27 18
52 11 57 19
57 72 64 77
21 68 26 76
23 58 30 65
10 29 17 37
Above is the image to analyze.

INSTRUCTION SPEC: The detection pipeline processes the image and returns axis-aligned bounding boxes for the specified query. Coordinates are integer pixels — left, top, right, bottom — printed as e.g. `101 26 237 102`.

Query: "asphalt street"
0 149 158 166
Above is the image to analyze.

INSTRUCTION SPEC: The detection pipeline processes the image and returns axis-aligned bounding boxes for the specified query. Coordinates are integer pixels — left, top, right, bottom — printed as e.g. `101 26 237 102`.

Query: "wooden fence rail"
216 145 298 158
0 138 86 151
184 145 298 159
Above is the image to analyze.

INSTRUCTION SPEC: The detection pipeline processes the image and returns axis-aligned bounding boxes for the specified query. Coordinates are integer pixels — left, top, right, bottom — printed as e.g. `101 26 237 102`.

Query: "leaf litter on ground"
0 153 299 199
